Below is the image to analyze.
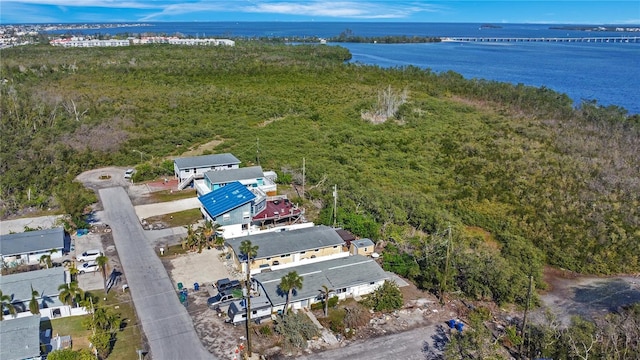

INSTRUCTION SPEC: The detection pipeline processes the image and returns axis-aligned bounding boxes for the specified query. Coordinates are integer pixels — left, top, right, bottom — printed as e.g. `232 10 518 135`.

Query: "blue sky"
1 1 639 25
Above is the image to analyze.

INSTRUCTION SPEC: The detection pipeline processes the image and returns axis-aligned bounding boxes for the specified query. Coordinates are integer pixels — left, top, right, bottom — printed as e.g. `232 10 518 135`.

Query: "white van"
77 249 102 262
124 169 135 179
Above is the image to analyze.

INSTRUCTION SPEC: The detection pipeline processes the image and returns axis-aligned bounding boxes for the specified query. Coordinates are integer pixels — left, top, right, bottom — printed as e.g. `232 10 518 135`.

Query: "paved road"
99 187 213 360
297 324 446 360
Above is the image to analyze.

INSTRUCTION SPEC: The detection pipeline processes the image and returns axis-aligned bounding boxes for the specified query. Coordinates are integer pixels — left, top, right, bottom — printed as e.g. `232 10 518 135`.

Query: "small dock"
441 36 640 43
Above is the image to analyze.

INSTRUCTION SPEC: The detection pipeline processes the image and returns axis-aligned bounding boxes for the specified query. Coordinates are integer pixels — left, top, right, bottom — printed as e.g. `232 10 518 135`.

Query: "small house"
197 166 277 196
350 238 375 257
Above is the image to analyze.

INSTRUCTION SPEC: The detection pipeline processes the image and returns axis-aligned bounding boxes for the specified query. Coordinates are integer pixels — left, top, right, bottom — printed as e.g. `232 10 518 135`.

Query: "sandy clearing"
164 248 241 292
135 197 201 220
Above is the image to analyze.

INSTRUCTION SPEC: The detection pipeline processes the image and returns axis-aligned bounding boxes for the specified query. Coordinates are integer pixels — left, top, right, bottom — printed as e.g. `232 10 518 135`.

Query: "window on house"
300 251 306 255
266 257 271 261
333 245 338 248
280 254 290 258
370 282 375 285
315 249 319 252
222 214 230 222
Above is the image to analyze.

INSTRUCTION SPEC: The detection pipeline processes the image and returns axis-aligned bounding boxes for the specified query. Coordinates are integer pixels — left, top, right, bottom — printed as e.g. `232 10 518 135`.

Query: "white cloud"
139 1 443 21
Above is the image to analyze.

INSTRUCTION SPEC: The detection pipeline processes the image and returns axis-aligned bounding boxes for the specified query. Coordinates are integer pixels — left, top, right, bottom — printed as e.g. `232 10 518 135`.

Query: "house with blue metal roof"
198 181 263 229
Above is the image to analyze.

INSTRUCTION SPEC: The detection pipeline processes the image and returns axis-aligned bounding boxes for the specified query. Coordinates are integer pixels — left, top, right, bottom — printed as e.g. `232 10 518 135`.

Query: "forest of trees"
1 42 638 307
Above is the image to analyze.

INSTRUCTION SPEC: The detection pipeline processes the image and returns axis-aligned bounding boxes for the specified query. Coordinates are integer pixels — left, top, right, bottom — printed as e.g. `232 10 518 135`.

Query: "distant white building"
50 36 235 48
173 153 241 189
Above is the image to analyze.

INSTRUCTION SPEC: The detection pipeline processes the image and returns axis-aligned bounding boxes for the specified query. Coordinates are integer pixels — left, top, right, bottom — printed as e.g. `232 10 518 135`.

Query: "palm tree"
279 271 304 316
39 249 58 269
58 281 84 307
239 239 259 357
319 285 334 317
182 224 198 251
95 255 109 294
68 262 79 282
29 285 40 315
1 290 16 321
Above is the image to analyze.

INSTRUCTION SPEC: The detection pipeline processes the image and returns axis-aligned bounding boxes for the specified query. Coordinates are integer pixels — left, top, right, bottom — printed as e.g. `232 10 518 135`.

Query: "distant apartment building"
50 36 235 48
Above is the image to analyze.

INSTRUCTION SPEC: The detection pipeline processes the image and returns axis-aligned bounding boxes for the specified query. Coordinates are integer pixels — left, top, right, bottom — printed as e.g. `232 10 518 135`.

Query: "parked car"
207 290 238 310
77 249 102 262
79 261 99 274
124 168 135 179
216 278 242 293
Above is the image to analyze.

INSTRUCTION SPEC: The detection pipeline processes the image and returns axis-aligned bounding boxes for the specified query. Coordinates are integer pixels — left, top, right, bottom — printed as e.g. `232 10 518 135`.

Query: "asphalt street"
297 324 446 360
98 187 213 360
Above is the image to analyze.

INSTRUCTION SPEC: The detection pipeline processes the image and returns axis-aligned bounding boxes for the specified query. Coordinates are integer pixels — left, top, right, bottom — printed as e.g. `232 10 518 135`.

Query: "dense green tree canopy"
1 43 638 304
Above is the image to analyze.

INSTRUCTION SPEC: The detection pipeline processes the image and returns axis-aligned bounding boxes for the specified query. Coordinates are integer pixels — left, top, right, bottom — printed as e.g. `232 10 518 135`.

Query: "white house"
174 153 241 189
195 166 277 197
0 315 41 360
0 228 67 267
252 255 389 313
0 267 88 320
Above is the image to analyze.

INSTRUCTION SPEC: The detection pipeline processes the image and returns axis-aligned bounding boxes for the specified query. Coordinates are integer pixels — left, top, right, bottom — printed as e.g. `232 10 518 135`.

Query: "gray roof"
174 153 241 171
0 315 41 360
226 225 344 260
253 255 388 307
0 227 65 256
0 267 66 305
352 238 375 248
204 166 264 184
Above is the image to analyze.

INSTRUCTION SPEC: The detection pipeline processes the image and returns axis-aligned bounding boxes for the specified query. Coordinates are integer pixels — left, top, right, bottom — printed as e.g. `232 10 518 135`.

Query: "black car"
216 278 242 292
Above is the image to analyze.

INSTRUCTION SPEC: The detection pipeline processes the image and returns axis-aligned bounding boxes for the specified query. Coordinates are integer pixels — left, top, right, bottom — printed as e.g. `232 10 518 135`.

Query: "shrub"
344 303 370 330
273 312 319 350
365 280 403 312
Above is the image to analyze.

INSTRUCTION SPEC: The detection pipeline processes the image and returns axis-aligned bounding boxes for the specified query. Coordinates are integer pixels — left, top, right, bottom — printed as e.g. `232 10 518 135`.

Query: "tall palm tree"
319 284 334 317
68 262 79 282
279 271 304 316
29 285 40 315
95 255 109 295
182 224 198 251
58 281 84 307
0 290 16 321
239 239 259 357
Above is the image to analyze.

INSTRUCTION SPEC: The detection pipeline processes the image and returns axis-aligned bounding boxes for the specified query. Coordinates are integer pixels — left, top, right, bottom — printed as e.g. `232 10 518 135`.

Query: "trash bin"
455 322 464 333
194 282 200 291
447 319 456 329
177 282 183 290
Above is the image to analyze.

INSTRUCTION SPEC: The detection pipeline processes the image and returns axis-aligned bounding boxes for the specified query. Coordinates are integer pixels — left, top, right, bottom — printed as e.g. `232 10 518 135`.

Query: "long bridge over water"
441 36 640 43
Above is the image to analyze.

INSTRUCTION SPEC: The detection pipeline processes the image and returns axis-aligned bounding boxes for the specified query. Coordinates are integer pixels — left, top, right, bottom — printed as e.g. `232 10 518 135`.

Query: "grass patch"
148 189 197 202
145 208 202 228
161 243 189 257
46 315 92 350
104 291 143 360
41 291 143 359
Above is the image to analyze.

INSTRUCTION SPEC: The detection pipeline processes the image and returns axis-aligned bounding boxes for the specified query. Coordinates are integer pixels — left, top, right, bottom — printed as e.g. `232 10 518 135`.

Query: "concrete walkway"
134 197 201 220
99 187 213 360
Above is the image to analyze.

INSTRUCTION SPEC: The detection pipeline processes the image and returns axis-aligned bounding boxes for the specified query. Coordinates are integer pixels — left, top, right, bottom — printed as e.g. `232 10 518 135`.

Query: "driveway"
98 187 213 360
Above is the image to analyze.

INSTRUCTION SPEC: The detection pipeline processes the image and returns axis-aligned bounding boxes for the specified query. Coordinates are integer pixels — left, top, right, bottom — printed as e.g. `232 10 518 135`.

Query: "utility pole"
302 158 306 200
245 258 252 359
520 275 534 359
332 184 337 227
256 137 260 167
440 225 452 305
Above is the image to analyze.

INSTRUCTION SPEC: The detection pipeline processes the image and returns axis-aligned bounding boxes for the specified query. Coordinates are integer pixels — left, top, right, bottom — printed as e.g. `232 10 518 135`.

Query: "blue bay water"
51 22 640 114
